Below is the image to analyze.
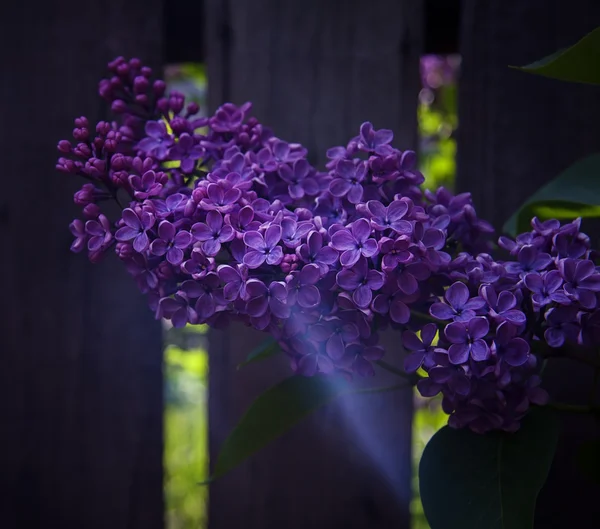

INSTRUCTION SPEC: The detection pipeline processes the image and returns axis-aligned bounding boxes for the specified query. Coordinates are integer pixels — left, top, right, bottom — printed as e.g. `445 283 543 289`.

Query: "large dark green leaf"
236 337 280 370
511 26 600 85
503 153 600 236
206 375 351 482
419 407 559 529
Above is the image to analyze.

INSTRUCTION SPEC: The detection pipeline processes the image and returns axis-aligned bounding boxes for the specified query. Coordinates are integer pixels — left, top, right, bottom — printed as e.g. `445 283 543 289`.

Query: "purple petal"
361 239 379 258
390 298 410 323
331 230 357 251
402 330 424 351
202 239 222 257
387 200 408 221
337 269 362 290
122 208 141 229
404 352 425 373
504 338 530 367
445 322 467 344
299 264 321 285
329 178 351 197
243 231 265 250
264 225 282 248
247 296 269 317
326 334 345 360
133 232 149 253
206 211 223 233
468 317 490 339
158 220 175 242
297 355 318 376
347 184 364 204
265 246 283 265
353 285 373 308
352 219 372 242
340 249 361 268
298 285 321 308
397 272 418 295
417 378 443 397
150 239 168 256
243 250 267 268
430 303 456 320
496 291 516 313
448 343 470 365
115 226 138 242
470 339 490 361
445 282 470 309
192 223 212 242
421 323 438 346
167 247 184 265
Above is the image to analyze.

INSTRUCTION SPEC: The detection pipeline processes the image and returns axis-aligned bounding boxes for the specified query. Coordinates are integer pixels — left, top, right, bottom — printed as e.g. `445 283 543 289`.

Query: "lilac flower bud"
153 80 166 97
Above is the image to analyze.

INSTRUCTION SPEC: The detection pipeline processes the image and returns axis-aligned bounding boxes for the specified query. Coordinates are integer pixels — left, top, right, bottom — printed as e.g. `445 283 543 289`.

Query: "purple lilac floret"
59 56 600 435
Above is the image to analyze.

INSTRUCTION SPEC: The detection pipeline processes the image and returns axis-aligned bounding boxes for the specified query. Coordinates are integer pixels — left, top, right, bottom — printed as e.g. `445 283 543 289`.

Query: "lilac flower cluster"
59 57 600 434
404 217 600 433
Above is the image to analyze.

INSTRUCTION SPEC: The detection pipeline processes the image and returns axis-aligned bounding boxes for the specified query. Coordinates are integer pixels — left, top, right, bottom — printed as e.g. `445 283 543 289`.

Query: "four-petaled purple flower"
137 121 174 160
115 208 155 252
279 159 319 199
330 219 378 267
169 133 204 173
85 214 113 252
150 220 192 265
245 279 290 322
558 258 600 309
192 211 235 256
504 245 552 277
201 182 242 213
287 264 321 308
243 225 284 268
129 170 163 200
445 317 490 364
336 256 385 308
281 218 313 249
297 231 339 274
523 270 569 307
430 281 485 322
479 285 526 325
308 320 360 362
366 200 412 233
403 323 439 373
217 264 248 301
329 160 367 204
182 249 214 279
494 322 530 366
357 122 394 155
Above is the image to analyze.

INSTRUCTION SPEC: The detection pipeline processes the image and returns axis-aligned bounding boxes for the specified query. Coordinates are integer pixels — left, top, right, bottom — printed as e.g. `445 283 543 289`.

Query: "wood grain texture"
457 2 600 527
0 2 164 528
205 1 423 528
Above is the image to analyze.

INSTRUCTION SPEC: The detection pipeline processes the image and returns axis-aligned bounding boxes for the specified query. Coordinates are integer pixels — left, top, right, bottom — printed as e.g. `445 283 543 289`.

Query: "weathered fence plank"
205 1 423 528
457 2 600 527
0 2 164 528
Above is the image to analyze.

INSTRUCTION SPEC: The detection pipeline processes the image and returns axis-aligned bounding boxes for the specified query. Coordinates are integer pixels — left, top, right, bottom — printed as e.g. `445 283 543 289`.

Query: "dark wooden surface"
0 2 164 529
457 2 600 527
205 1 422 528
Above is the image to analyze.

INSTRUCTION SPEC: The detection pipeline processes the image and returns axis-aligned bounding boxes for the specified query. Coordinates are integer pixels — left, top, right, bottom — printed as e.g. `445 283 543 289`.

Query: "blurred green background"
162 54 459 529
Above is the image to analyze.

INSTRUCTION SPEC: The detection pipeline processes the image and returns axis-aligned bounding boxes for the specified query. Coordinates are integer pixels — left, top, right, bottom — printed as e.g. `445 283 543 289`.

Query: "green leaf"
419 407 559 529
205 375 351 482
511 26 600 85
576 438 600 484
503 153 600 235
236 337 280 370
